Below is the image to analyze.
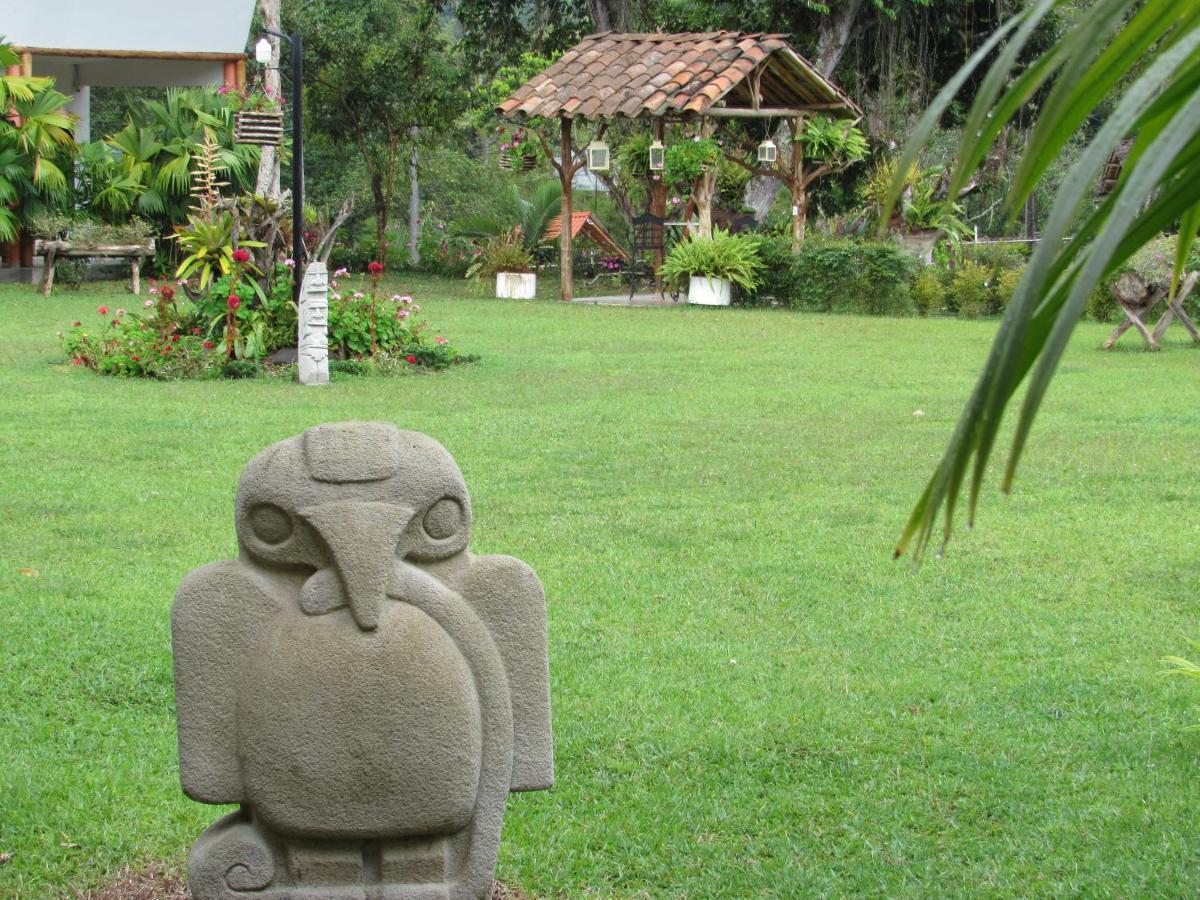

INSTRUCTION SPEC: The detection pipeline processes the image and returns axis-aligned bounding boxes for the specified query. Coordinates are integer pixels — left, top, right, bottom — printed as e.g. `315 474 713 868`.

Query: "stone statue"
172 423 553 899
299 262 330 386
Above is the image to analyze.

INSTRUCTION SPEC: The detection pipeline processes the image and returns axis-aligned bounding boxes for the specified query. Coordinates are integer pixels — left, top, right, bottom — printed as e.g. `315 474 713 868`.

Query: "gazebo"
498 31 861 301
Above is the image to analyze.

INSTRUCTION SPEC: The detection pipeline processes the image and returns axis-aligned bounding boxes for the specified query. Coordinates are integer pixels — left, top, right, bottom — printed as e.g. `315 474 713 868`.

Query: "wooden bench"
36 239 156 297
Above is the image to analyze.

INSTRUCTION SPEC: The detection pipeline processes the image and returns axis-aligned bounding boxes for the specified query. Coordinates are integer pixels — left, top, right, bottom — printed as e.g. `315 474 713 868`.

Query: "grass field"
2 277 1199 898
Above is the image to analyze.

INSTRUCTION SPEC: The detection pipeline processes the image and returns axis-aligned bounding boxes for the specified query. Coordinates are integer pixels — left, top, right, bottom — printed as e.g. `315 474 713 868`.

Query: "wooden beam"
14 46 247 62
703 104 846 119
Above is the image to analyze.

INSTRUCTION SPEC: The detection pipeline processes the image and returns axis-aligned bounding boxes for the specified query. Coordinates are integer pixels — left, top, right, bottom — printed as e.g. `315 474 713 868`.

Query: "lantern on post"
649 139 666 171
757 138 778 164
586 140 610 172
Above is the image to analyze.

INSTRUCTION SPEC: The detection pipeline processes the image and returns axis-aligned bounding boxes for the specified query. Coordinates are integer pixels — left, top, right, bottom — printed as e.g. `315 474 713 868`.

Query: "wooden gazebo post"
560 117 574 302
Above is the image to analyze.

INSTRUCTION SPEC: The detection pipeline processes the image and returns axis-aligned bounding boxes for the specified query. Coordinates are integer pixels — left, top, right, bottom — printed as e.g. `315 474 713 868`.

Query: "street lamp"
258 28 304 301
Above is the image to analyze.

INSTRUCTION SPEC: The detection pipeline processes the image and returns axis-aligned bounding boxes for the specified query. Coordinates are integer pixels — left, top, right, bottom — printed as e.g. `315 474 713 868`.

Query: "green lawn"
2 277 1199 898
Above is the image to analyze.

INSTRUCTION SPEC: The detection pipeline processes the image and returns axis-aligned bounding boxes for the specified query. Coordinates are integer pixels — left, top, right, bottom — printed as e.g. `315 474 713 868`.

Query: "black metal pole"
291 32 304 301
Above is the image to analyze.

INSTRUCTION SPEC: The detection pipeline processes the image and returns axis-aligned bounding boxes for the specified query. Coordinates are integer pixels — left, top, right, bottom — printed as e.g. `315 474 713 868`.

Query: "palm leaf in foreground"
887 0 1200 563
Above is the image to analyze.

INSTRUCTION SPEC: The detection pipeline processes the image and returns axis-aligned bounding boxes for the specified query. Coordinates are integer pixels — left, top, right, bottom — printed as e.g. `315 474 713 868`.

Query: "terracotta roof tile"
497 31 860 121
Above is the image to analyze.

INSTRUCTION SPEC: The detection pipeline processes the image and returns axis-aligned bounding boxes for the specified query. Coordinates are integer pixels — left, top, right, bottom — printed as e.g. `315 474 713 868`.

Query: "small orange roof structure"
498 31 861 121
543 211 627 259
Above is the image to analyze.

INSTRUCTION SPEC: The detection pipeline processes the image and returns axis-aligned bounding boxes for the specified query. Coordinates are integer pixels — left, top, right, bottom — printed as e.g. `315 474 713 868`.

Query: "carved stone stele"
172 423 553 899
299 262 330 386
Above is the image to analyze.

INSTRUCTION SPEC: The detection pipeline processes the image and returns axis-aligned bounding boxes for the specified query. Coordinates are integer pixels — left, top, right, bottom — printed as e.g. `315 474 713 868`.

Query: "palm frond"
890 0 1200 562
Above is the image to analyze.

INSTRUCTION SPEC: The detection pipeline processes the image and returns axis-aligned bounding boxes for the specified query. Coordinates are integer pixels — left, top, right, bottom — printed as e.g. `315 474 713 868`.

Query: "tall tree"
254 0 282 199
292 0 466 261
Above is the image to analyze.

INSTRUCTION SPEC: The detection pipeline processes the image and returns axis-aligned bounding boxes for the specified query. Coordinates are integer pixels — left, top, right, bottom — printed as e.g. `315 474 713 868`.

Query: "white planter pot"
496 272 536 299
687 275 732 306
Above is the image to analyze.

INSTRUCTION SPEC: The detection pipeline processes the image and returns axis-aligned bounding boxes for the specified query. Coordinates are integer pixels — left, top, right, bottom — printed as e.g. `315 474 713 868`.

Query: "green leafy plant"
1162 643 1200 728
454 180 561 250
465 229 534 279
786 238 918 315
219 80 284 113
885 0 1200 561
660 228 764 292
912 267 948 316
664 137 720 187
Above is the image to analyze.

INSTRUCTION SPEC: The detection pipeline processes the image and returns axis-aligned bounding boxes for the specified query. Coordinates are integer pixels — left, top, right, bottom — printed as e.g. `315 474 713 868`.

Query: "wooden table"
36 240 156 297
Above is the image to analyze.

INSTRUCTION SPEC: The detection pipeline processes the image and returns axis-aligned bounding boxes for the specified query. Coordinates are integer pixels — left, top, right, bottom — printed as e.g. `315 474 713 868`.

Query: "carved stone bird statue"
173 422 552 899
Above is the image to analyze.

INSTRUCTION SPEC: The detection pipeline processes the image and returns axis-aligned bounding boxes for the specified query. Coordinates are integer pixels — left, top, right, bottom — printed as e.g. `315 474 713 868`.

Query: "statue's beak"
299 501 412 631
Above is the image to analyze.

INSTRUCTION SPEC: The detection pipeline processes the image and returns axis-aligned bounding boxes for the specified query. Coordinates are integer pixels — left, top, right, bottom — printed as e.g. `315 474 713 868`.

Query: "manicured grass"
2 277 1199 897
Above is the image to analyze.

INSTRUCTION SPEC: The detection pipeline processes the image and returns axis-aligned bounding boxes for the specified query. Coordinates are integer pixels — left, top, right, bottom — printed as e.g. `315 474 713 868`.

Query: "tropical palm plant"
0 41 74 242
454 179 562 250
886 0 1200 562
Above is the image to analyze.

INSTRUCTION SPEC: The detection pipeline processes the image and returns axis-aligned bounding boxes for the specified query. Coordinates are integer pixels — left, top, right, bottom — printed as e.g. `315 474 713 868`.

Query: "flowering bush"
60 303 219 379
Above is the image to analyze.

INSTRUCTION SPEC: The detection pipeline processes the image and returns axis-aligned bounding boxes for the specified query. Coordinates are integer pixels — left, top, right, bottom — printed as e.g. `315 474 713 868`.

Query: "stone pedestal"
172 423 553 898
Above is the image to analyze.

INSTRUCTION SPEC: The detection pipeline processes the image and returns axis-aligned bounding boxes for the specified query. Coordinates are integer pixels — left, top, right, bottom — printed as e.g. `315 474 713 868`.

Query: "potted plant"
224 82 285 146
499 128 539 171
659 228 764 306
467 229 537 299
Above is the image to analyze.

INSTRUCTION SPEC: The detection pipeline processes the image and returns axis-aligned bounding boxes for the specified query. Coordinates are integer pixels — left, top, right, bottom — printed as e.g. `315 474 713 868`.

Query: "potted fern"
659 229 764 306
466 230 537 299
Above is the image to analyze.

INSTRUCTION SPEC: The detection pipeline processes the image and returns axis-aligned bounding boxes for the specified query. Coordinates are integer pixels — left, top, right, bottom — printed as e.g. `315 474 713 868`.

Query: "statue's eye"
250 503 293 545
422 497 463 540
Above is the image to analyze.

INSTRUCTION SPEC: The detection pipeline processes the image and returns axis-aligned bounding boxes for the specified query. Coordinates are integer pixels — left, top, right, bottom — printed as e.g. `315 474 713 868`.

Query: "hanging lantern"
586 140 610 172
649 139 666 171
757 138 778 164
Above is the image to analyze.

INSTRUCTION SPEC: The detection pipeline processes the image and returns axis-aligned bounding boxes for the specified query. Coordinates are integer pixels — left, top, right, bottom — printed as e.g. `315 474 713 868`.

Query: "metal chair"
627 213 666 301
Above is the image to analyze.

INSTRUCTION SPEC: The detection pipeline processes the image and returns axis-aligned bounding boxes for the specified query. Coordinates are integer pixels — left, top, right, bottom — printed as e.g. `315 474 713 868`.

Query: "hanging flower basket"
499 152 538 172
234 110 285 146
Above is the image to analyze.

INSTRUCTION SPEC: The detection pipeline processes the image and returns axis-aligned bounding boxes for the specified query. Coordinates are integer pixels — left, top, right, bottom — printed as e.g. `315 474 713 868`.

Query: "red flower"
97 306 108 315
203 340 215 350
405 355 417 364
191 327 201 335
368 261 384 275
161 285 175 301
131 355 141 362
71 357 82 365
232 248 252 263
227 294 241 310
71 321 81 327
171 334 180 343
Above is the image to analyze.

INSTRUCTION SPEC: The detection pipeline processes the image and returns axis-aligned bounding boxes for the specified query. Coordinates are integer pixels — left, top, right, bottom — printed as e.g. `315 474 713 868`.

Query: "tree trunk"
586 0 631 30
372 171 388 264
814 0 866 78
407 128 420 266
559 117 573 302
789 116 807 251
254 0 282 199
693 122 718 238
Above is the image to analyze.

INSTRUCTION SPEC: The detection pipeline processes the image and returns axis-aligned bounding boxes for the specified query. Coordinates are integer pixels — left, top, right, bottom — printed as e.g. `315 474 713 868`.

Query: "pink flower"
397 309 409 319
149 287 159 295
115 308 127 317
332 292 342 301
401 295 413 304
144 299 154 308
435 336 447 345
353 291 364 299
227 294 241 310
334 267 348 276
283 258 296 267
97 306 109 315
72 357 82 365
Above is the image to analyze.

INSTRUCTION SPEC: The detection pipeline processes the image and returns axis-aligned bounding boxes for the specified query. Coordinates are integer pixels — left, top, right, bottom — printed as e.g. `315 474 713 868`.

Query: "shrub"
659 229 764 292
1086 284 1120 322
61 303 221 379
740 235 798 307
788 239 917 315
912 268 947 316
951 261 995 318
995 267 1024 312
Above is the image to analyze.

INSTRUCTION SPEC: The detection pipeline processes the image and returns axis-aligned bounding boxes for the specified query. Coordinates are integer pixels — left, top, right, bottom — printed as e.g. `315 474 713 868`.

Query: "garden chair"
627 213 667 301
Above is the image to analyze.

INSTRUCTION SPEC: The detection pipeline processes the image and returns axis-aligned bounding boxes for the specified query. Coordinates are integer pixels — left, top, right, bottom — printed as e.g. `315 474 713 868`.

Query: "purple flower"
284 258 296 267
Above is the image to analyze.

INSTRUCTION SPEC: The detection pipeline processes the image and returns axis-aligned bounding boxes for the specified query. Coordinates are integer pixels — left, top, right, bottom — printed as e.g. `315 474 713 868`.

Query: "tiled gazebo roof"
498 31 861 121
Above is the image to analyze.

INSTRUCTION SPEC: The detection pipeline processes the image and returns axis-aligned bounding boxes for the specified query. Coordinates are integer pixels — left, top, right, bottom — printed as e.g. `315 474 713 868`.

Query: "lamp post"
256 30 304 300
